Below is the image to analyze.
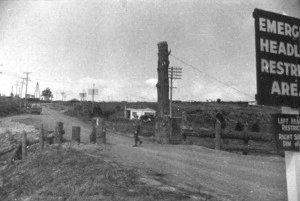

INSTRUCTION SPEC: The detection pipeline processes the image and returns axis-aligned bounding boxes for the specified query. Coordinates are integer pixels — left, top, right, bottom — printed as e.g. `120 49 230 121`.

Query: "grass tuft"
0 146 192 201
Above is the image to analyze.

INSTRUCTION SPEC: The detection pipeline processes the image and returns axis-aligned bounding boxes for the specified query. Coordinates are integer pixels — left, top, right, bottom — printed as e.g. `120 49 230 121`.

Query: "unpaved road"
3 104 288 201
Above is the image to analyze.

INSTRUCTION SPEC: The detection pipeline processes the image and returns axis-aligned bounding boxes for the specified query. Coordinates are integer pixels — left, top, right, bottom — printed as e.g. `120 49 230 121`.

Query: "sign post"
274 108 300 201
253 9 300 201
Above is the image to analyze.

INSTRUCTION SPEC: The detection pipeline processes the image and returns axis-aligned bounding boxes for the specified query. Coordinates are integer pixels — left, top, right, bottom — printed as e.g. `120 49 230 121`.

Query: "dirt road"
4 105 288 201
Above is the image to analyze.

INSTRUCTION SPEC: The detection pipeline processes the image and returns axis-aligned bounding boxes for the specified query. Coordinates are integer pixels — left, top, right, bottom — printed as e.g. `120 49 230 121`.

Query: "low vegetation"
0 145 192 201
0 97 21 117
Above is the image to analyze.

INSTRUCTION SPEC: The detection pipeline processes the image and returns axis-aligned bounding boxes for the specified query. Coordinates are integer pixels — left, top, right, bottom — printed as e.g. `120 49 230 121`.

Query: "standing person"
215 110 226 130
133 120 143 147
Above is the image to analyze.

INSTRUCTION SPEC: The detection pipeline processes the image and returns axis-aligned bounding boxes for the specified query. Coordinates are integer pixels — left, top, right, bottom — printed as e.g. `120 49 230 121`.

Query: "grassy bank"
0 97 21 117
0 144 191 201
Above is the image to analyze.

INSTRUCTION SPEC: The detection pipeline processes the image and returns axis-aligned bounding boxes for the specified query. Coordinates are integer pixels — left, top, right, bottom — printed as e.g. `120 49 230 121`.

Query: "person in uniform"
133 120 143 147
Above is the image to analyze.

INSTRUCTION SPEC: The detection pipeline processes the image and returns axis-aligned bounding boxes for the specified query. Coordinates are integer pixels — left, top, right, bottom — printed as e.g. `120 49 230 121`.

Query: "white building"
248 101 257 106
124 107 156 120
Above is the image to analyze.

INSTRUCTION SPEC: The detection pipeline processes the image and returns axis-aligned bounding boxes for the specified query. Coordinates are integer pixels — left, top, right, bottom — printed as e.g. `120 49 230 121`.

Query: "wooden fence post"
96 118 105 144
90 126 96 143
215 120 221 150
22 131 27 159
72 126 81 144
39 124 44 150
55 122 63 145
182 111 187 129
95 118 102 144
102 123 106 144
243 123 249 155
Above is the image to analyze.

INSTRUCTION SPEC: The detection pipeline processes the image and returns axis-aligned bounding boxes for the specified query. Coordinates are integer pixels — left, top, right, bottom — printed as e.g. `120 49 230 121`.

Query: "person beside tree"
133 120 142 147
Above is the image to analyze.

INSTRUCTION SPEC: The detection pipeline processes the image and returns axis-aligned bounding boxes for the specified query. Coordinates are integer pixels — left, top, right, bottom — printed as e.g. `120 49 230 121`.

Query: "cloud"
145 78 157 87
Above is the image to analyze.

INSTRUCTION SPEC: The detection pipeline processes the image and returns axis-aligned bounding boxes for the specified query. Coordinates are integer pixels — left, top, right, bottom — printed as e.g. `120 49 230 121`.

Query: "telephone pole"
23 72 31 107
168 66 182 118
168 66 182 138
20 78 26 98
92 83 95 114
15 81 19 97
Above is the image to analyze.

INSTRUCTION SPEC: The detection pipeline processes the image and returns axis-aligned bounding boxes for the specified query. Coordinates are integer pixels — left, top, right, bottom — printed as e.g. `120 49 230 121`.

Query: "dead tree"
155 41 170 144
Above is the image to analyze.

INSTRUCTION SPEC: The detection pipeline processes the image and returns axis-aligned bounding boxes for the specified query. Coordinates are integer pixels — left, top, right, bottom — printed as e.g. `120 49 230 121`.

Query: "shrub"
0 97 21 117
235 121 244 131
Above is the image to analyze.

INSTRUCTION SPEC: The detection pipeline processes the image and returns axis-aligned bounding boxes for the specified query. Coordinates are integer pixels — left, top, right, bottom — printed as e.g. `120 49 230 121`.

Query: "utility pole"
20 78 26 98
15 81 19 97
168 66 182 118
92 83 95 114
168 66 182 138
23 72 31 108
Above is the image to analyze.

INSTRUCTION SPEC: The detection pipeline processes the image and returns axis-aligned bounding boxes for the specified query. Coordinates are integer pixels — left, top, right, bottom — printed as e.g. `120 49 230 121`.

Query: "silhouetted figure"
216 111 226 129
133 121 142 147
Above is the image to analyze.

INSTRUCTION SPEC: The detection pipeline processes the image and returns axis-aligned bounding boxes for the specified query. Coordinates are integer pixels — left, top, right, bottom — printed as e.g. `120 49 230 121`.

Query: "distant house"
248 101 257 106
124 107 156 120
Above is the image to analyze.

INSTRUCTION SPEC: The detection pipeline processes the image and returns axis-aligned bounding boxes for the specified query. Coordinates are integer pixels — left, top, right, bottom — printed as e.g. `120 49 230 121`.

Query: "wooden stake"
102 122 106 144
39 124 44 150
22 131 27 159
72 126 81 144
215 120 221 150
55 122 63 145
243 124 249 155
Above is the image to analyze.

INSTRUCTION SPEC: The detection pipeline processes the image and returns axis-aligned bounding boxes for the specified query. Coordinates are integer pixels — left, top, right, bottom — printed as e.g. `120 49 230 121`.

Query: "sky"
0 0 300 102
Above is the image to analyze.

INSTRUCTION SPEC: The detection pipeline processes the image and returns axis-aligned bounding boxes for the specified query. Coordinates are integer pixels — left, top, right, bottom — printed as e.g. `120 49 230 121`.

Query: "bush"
93 105 103 117
0 97 21 116
235 121 244 131
251 122 260 132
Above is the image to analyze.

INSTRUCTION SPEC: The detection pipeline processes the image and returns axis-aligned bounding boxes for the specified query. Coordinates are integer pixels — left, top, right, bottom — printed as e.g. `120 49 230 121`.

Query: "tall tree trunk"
155 41 170 144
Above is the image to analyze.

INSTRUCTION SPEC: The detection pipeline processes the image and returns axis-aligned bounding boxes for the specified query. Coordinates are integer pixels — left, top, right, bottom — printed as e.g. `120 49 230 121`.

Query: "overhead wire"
170 53 254 99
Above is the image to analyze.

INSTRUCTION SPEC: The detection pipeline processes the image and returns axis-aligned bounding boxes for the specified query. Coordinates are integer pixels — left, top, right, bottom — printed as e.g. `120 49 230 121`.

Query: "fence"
0 118 107 171
180 111 279 155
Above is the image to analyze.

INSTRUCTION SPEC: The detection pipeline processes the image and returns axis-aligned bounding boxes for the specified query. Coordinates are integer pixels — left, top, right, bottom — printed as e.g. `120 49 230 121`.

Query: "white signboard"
88 89 98 95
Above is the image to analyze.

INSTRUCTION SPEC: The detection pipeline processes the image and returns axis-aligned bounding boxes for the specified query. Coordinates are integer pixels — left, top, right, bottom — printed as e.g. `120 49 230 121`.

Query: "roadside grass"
0 97 21 117
0 145 192 201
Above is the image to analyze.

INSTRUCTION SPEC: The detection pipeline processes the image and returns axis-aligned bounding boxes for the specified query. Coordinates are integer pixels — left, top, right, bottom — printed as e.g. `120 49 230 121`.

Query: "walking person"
133 120 143 147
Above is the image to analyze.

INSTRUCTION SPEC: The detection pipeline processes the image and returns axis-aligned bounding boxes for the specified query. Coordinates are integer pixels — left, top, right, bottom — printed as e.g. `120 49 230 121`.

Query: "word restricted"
274 114 300 151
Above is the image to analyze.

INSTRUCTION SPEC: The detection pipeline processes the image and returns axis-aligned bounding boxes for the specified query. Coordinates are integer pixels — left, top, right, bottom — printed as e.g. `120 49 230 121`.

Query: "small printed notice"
274 114 300 151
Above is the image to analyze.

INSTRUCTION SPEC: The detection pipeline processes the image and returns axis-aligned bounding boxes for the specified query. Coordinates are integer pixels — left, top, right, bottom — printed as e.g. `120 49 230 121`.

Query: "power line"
170 53 253 99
